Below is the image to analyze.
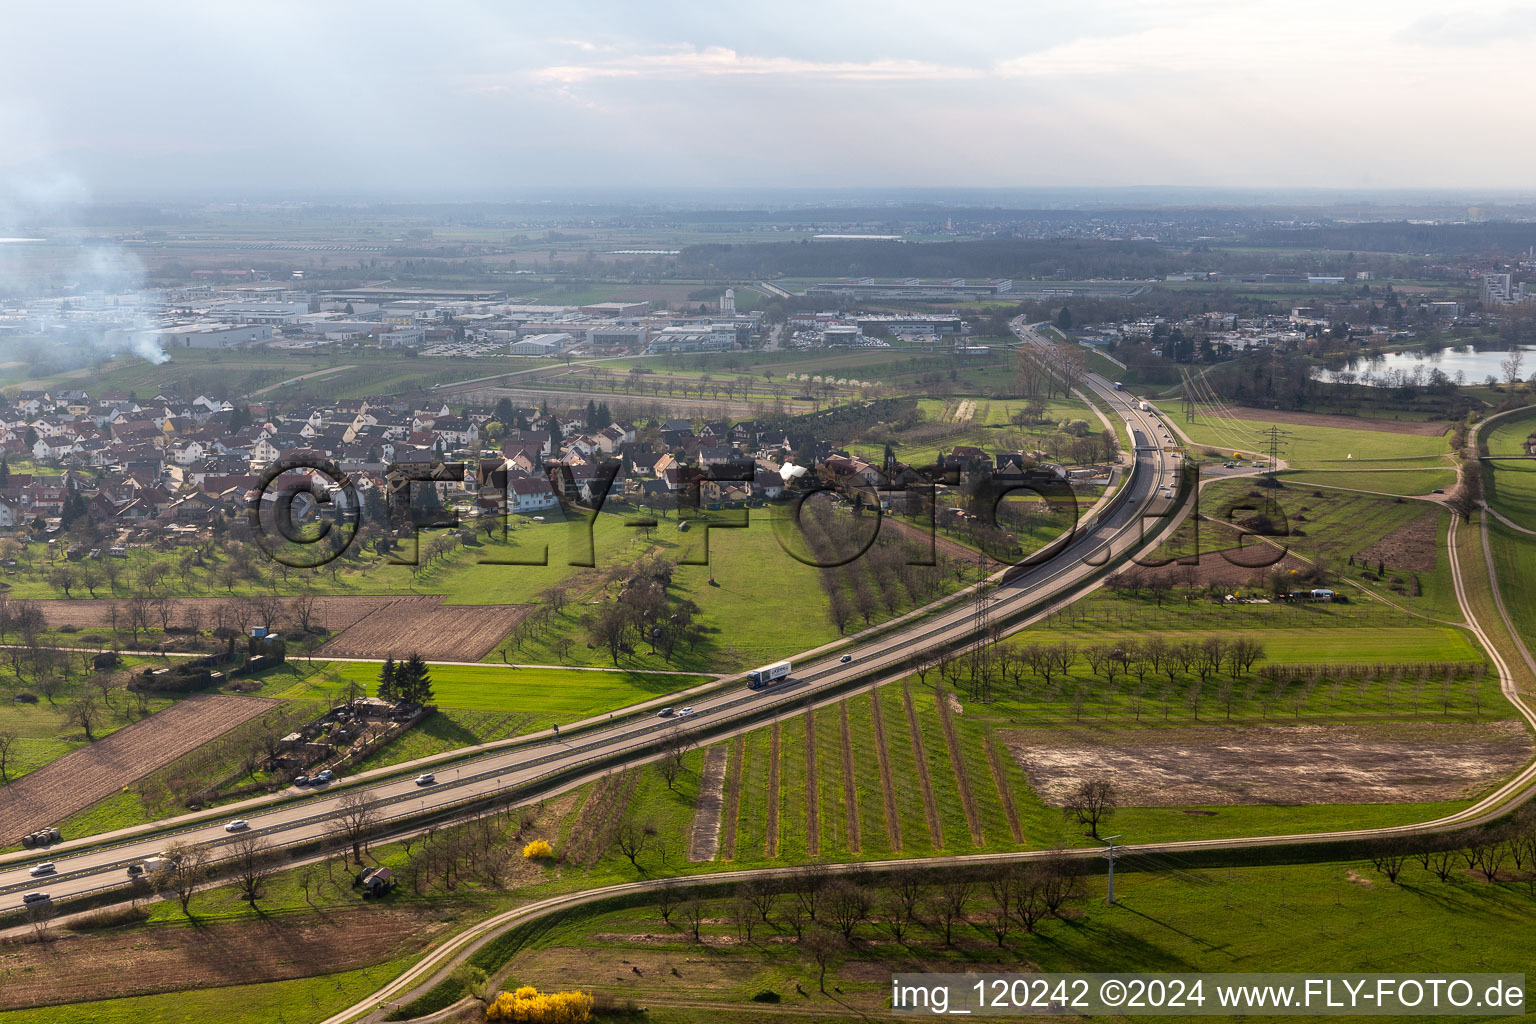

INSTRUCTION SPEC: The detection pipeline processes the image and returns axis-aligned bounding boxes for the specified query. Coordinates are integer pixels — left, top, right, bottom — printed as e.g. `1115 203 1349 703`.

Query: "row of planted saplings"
20 827 62 849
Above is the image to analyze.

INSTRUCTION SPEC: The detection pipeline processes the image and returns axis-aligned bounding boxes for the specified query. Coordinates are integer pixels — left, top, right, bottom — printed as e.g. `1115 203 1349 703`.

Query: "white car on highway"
675 706 696 718
28 862 55 877
224 819 250 833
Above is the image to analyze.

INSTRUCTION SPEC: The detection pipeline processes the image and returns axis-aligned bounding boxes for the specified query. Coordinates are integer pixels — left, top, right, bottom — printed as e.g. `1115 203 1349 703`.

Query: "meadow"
494 857 1536 1021
272 662 709 717
1178 410 1451 469
1278 467 1457 496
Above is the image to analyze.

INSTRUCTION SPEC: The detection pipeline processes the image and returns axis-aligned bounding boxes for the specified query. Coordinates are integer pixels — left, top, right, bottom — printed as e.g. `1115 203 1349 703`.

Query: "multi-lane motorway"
0 353 1174 912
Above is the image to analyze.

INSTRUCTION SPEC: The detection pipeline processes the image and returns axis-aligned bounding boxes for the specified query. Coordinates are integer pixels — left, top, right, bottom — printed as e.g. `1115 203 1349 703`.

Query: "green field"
1486 517 1536 645
1486 459 1536 523
273 662 709 717
1279 468 1457 496
4 347 550 404
1483 408 1536 457
492 857 1536 1021
1020 623 1480 666
1180 411 1450 469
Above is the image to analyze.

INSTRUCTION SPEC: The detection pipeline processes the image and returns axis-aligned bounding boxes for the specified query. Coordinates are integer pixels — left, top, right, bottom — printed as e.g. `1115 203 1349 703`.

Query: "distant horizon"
21 184 1536 215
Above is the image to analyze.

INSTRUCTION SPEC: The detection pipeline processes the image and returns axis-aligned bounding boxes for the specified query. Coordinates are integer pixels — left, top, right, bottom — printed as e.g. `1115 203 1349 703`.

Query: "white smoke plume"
0 168 170 370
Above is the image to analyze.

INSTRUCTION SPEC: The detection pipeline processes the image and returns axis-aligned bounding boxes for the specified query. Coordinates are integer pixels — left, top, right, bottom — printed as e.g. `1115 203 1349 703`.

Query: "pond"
1314 344 1536 387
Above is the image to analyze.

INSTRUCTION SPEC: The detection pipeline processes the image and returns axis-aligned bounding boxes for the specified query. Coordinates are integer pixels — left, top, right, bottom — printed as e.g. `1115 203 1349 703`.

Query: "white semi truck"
747 660 792 690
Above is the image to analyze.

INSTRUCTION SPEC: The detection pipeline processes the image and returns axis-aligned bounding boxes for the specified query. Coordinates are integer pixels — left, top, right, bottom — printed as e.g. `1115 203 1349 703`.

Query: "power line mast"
1099 834 1124 905
1259 425 1291 470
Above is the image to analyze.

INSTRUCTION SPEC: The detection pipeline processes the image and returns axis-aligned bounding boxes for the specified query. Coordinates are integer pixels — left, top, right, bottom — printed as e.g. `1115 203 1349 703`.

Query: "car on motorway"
28 862 55 877
314 770 334 784
840 654 853 663
224 819 250 833
292 775 310 786
676 706 696 717
656 707 674 717
415 773 436 786
22 892 50 904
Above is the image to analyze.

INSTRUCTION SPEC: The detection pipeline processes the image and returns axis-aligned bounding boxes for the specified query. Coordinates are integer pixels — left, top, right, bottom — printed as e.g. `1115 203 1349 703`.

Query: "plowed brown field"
0 693 278 841
0 905 462 1010
315 596 528 660
31 596 405 633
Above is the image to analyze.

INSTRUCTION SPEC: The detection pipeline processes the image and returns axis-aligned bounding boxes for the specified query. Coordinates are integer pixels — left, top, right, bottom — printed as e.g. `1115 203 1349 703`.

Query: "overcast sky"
3 0 1534 201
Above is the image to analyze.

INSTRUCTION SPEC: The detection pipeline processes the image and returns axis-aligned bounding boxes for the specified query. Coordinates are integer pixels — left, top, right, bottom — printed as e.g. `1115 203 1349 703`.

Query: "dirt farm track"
0 693 278 842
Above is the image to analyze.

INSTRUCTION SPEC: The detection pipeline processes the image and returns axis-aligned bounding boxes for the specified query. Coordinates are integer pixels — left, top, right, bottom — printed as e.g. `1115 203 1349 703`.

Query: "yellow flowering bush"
522 839 553 860
485 985 593 1022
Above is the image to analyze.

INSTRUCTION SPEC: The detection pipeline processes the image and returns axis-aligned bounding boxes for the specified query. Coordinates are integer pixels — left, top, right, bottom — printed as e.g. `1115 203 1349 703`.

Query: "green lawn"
273 662 710 717
1483 408 1536 457
1486 517 1536 644
1180 411 1450 469
1486 459 1536 523
1279 467 1457 496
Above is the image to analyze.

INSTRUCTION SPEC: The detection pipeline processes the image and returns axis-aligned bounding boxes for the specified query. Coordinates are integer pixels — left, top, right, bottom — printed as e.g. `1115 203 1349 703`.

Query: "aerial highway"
0 356 1177 912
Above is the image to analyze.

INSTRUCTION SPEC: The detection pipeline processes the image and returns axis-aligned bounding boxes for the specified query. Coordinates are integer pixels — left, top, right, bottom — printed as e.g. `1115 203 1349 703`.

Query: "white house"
509 475 559 513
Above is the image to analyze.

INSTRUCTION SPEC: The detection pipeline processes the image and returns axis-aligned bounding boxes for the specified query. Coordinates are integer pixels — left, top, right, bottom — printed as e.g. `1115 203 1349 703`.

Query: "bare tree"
929 877 973 945
251 593 285 633
792 861 830 921
154 840 209 916
332 789 380 864
656 730 693 792
878 888 915 943
1062 778 1117 838
65 690 105 742
228 831 277 906
743 879 778 921
297 864 318 907
614 819 652 870
25 898 57 942
681 895 705 941
984 865 1020 946
655 877 679 923
826 878 871 939
802 927 841 993
1011 866 1050 933
1368 836 1411 885
0 728 18 783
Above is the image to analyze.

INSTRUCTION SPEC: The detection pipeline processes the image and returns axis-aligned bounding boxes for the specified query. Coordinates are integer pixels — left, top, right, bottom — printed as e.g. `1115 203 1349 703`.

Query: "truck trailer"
747 660 792 690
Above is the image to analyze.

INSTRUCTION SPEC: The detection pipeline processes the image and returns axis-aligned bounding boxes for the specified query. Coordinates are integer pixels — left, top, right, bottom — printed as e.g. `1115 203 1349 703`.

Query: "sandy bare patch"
687 745 728 862
1205 405 1451 437
1003 721 1531 807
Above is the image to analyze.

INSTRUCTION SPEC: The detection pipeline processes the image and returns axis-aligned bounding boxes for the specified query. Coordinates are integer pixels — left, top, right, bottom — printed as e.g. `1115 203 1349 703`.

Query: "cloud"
531 45 983 84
